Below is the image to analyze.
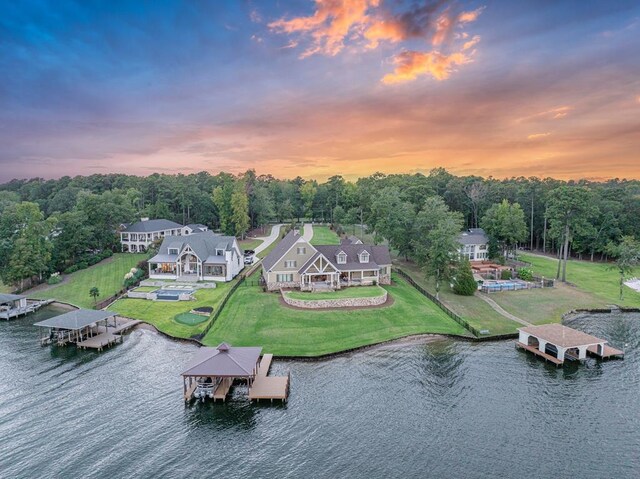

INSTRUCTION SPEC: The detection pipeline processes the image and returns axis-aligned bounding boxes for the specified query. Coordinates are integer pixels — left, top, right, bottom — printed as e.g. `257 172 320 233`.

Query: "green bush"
47 274 62 285
518 267 534 281
76 261 89 270
63 265 79 274
500 270 512 280
452 261 477 296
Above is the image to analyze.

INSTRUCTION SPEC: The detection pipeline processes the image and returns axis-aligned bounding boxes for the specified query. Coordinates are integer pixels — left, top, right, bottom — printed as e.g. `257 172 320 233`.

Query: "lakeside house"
121 218 184 253
147 231 243 282
458 228 489 261
262 230 392 291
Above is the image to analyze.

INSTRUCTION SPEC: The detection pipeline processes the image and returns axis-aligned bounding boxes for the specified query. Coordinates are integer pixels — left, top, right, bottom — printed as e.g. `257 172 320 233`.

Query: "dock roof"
181 343 262 377
0 293 26 303
519 324 606 348
34 309 116 330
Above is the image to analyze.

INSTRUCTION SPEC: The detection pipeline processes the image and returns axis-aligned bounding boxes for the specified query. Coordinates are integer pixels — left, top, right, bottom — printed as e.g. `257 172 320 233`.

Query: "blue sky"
1 0 639 181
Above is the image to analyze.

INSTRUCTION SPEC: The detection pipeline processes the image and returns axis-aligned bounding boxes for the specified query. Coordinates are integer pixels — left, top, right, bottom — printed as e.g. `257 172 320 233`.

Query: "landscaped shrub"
500 270 512 280
76 261 89 270
518 267 534 281
47 272 62 285
452 261 477 296
123 267 146 289
63 265 79 274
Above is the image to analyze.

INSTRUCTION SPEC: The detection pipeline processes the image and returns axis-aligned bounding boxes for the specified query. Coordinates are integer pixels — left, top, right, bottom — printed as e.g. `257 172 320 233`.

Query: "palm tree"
89 287 100 307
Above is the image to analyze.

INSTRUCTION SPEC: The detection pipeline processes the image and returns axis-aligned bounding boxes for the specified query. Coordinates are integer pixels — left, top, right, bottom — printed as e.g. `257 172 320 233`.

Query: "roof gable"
262 230 315 271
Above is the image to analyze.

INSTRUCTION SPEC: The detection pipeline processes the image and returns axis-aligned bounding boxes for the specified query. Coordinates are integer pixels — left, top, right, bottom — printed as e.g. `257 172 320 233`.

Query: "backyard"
108 280 237 338
203 273 470 356
29 253 147 308
310 225 341 245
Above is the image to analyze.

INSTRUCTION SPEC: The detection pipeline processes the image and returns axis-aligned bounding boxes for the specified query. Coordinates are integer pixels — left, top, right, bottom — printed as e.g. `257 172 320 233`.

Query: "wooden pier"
249 354 290 402
0 295 53 320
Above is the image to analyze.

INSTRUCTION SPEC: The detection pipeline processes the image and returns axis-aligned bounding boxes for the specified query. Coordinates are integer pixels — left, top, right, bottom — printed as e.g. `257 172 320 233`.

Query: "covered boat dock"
182 343 290 403
35 309 140 350
0 294 52 320
517 323 624 366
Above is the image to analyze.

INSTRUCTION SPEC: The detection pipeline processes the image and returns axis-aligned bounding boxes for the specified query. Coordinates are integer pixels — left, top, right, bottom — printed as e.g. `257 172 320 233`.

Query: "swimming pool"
481 280 528 293
155 289 194 300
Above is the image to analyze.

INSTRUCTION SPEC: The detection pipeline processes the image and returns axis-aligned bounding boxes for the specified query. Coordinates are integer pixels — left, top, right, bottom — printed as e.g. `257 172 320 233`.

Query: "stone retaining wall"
281 290 388 309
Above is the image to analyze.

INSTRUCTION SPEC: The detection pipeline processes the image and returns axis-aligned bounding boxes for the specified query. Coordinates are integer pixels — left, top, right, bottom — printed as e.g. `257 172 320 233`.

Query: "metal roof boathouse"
516 323 624 366
35 309 140 351
182 343 290 403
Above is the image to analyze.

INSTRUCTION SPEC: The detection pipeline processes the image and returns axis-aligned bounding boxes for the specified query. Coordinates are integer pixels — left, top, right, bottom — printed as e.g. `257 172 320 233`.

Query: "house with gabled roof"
458 228 489 261
148 231 243 282
121 218 184 253
261 230 391 291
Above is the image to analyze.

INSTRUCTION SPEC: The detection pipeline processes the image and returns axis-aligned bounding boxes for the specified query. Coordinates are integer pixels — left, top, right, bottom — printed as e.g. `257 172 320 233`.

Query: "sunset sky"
1 0 639 183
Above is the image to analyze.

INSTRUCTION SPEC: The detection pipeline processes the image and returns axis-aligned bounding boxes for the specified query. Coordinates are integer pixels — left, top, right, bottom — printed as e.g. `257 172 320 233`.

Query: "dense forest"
1 169 639 290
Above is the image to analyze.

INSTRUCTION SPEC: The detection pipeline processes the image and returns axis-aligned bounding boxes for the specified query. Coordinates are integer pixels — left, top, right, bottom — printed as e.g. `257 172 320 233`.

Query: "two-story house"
458 228 489 261
120 218 184 253
261 230 392 291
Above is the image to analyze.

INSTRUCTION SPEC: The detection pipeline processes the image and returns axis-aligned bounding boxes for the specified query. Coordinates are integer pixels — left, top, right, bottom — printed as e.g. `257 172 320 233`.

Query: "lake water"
1 307 639 478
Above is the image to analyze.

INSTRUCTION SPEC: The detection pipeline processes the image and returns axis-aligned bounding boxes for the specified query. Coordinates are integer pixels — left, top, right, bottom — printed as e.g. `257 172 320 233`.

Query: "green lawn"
519 253 640 308
0 280 10 294
108 281 236 338
239 238 262 251
310 225 341 245
30 254 147 308
285 286 385 300
394 259 521 336
174 312 209 326
203 273 470 356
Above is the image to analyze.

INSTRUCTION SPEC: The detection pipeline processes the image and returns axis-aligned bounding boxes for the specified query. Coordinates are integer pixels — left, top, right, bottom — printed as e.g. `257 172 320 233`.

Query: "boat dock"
517 323 624 366
0 294 53 320
76 319 141 351
182 344 290 403
249 354 290 402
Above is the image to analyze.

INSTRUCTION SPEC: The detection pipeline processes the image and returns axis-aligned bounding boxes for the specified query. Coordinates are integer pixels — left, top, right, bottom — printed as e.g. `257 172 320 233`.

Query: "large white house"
458 228 489 261
121 218 184 253
147 231 243 282
261 231 392 291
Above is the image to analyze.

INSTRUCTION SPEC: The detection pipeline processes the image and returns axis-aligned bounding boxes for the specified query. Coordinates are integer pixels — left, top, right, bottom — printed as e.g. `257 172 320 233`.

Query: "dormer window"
337 252 347 264
168 248 179 255
216 248 224 256
359 251 370 263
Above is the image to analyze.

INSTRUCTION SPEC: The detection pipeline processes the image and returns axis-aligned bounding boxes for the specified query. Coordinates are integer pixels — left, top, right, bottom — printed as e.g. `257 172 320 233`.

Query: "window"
284 260 297 268
216 248 224 256
297 247 306 255
479 244 487 250
168 248 179 255
276 274 294 282
359 252 370 263
337 252 347 264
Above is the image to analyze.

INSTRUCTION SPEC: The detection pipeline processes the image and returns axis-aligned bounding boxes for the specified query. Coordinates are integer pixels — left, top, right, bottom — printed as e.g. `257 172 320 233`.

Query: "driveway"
254 224 283 255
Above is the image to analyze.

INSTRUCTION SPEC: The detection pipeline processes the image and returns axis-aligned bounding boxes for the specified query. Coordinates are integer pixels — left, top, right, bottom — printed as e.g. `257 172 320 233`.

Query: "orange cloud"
382 50 471 84
527 132 551 140
432 7 484 46
462 35 481 51
269 0 378 58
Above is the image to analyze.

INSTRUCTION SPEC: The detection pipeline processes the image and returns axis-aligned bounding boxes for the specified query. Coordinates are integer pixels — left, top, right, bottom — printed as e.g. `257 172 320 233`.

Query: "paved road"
477 293 532 326
302 223 313 242
254 224 284 255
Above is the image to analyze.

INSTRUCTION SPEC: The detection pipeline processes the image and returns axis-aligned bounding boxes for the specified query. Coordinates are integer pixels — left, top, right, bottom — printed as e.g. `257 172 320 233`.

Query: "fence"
197 276 245 340
394 268 482 338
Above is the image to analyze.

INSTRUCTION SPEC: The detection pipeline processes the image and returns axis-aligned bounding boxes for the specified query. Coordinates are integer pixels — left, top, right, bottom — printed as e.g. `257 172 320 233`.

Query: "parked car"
244 250 255 265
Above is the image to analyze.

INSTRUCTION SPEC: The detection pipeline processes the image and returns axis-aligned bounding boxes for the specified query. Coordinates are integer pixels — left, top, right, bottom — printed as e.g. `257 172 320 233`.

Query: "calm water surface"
1 307 639 478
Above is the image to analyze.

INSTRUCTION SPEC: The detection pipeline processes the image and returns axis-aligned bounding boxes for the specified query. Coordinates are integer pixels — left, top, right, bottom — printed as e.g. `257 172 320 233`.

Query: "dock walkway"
249 354 289 402
588 344 624 359
516 342 563 366
77 332 121 351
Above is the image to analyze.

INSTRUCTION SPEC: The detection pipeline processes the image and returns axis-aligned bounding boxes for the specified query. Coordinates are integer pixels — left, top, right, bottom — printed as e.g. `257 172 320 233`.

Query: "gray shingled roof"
262 230 307 272
149 231 237 264
341 235 363 245
458 228 488 245
34 309 116 330
314 244 392 271
181 343 262 377
0 293 26 303
185 223 208 231
123 219 183 233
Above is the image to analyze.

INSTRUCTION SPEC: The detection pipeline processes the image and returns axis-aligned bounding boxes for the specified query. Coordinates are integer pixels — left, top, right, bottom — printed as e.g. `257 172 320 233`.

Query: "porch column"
578 346 588 360
556 347 566 362
538 339 547 353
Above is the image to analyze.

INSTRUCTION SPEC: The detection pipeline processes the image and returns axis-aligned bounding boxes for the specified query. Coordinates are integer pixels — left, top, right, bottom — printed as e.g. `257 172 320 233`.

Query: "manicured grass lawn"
108 282 236 338
394 259 521 336
310 225 340 245
519 253 640 307
0 280 10 294
30 254 147 308
203 273 470 356
239 238 261 251
132 286 158 293
285 286 385 300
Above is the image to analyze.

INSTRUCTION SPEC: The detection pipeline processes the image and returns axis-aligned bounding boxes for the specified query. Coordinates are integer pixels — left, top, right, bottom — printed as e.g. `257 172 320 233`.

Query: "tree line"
1 168 639 290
